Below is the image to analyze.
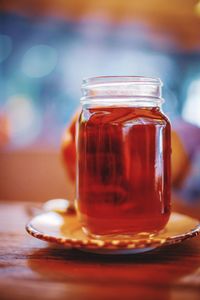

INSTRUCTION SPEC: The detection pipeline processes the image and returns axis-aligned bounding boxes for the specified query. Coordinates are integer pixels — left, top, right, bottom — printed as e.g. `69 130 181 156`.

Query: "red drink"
77 106 171 236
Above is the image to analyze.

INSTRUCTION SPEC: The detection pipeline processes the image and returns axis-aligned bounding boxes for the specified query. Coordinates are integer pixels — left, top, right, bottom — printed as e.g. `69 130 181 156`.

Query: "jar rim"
81 76 163 107
82 76 162 87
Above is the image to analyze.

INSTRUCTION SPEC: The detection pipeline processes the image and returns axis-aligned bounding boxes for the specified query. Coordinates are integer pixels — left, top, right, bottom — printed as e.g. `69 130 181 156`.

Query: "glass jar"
77 76 171 237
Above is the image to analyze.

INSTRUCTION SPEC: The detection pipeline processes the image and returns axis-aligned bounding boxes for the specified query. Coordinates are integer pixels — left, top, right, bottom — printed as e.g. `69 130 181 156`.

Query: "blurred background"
0 0 200 203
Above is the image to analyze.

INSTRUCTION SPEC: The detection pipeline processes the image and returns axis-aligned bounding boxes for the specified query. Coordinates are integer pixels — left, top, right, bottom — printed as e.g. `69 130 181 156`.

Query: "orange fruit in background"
61 111 79 184
171 130 190 187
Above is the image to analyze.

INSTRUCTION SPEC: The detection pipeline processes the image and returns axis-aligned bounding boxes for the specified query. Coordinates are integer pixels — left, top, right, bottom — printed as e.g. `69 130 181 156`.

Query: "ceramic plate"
26 205 200 254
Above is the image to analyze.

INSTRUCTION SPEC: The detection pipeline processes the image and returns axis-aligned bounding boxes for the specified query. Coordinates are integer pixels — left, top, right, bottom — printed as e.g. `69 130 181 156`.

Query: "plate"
26 205 200 254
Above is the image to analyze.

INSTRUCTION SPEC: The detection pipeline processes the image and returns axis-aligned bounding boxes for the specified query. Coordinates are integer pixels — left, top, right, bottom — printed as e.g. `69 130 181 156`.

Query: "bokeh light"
0 34 12 63
21 45 57 78
5 95 42 147
182 78 200 127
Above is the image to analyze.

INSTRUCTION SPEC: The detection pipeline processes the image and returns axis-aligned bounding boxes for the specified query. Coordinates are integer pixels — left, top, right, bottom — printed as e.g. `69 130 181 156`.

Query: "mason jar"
76 76 171 237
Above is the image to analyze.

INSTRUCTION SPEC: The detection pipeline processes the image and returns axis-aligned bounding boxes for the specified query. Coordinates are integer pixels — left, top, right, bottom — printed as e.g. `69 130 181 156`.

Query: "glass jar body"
77 104 171 236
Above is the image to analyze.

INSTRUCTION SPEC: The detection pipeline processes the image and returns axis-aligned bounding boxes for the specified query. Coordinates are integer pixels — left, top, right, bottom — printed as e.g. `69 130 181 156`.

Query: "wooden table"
0 201 200 300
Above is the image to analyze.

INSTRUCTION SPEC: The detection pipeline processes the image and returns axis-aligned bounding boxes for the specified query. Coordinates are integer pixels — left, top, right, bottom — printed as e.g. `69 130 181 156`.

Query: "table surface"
0 201 200 300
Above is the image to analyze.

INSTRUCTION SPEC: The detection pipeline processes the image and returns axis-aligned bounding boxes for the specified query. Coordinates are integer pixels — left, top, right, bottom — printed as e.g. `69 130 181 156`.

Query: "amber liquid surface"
77 106 171 236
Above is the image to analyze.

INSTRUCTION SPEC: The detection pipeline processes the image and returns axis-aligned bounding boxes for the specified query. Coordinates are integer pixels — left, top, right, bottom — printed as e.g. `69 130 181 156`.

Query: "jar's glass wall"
77 77 171 237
